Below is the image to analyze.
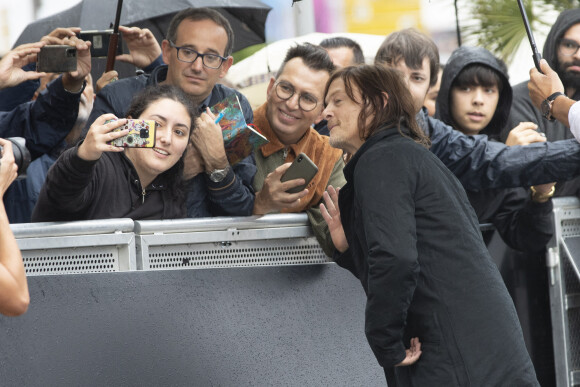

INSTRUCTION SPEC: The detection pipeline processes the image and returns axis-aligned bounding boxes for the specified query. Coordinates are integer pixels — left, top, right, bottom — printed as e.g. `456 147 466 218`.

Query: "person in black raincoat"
435 46 554 253
320 64 539 386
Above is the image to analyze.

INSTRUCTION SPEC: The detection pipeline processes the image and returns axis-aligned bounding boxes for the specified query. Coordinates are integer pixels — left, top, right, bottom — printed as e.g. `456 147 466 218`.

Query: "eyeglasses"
559 39 580 57
274 81 319 112
169 41 227 69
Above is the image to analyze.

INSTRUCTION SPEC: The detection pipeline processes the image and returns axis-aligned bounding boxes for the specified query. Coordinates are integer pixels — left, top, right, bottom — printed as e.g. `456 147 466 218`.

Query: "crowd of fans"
3 6 580 385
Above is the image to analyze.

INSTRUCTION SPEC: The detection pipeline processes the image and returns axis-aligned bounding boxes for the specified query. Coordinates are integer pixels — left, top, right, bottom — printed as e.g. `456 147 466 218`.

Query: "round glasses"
559 39 580 57
169 41 226 69
275 81 319 112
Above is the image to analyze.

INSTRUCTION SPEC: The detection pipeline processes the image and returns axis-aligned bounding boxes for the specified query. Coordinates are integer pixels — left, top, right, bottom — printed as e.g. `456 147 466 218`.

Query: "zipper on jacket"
283 147 289 159
141 188 146 204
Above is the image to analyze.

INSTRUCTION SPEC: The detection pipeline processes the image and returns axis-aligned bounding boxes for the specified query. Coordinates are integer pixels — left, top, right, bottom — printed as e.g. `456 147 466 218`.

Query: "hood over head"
543 9 580 69
435 46 511 137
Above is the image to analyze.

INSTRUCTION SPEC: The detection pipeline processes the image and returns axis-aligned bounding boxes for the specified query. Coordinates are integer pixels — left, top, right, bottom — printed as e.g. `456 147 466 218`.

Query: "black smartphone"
517 0 542 72
280 152 319 194
36 45 77 73
78 30 123 58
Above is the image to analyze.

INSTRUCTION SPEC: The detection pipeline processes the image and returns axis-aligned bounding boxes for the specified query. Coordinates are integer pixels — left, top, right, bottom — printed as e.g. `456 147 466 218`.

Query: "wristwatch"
541 91 565 121
207 165 231 183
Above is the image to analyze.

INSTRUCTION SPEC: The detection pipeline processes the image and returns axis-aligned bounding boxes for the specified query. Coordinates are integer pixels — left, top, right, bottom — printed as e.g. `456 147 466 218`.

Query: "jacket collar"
343 126 401 181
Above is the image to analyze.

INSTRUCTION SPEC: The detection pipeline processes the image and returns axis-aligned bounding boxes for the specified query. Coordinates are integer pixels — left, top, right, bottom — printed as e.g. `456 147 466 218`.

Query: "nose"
472 89 484 105
322 105 332 120
158 126 172 145
190 55 204 72
285 92 300 110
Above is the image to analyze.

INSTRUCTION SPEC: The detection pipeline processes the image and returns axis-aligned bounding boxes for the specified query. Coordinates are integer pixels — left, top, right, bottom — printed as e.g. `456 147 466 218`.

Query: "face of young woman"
125 98 191 186
323 77 366 155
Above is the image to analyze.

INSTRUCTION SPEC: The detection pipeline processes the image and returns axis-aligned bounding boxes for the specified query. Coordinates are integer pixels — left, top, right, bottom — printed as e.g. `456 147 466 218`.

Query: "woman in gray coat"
320 64 538 386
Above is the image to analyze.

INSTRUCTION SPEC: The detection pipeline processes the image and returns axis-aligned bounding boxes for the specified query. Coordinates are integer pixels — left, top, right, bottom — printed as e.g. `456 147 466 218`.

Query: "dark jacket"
0 76 81 160
32 146 185 221
336 127 538 386
434 46 553 252
502 9 580 197
422 109 580 190
84 64 256 217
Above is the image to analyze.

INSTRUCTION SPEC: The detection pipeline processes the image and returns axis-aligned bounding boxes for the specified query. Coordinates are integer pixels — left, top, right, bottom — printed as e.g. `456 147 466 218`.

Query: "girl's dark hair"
452 64 503 94
126 84 198 205
324 64 430 148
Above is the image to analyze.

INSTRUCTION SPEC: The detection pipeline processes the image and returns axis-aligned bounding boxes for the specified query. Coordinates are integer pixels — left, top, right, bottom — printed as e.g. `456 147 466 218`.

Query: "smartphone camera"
139 129 149 138
0 137 31 180
36 45 77 73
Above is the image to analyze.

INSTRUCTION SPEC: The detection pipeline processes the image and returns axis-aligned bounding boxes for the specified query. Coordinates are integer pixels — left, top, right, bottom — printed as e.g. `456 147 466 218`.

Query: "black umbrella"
14 0 271 53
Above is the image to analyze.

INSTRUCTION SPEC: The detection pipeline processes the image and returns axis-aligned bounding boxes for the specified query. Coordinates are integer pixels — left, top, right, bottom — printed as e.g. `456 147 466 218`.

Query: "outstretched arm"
0 139 29 316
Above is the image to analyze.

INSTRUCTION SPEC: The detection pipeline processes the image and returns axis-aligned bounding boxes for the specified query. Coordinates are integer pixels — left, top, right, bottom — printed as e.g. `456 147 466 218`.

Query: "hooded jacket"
502 9 580 197
434 46 553 253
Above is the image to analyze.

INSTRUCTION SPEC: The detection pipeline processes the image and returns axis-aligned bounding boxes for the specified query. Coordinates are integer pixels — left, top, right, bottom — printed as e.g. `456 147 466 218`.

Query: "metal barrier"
11 214 329 275
11 218 136 275
134 214 329 270
549 197 580 387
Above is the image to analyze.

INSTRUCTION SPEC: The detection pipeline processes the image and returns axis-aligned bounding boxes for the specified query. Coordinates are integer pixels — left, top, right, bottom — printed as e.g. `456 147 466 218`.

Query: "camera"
36 45 77 73
0 137 31 179
106 119 156 148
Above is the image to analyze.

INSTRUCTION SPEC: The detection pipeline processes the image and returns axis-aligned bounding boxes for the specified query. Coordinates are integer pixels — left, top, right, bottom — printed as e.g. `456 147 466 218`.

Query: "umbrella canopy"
14 0 271 53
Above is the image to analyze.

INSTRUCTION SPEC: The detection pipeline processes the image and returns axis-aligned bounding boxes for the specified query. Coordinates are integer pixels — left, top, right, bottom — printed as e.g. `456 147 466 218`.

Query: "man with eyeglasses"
502 9 580 197
83 8 256 219
251 43 345 256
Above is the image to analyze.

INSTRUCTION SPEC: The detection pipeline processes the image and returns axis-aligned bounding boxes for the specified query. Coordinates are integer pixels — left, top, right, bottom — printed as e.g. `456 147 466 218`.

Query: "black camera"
0 137 31 179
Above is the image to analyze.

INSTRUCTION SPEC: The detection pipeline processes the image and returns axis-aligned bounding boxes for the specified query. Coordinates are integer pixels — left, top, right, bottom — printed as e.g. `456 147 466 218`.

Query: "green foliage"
462 0 576 65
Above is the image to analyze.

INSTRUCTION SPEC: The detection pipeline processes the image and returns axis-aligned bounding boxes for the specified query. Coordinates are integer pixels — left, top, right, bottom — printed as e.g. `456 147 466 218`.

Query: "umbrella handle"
106 32 120 72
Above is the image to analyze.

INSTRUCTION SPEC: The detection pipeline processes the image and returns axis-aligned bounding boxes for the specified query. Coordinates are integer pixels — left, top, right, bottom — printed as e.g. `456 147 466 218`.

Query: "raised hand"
320 185 348 253
116 26 162 69
77 114 128 161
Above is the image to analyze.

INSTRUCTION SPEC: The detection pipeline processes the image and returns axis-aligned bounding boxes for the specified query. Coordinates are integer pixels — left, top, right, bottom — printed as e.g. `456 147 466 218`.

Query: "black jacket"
434 46 553 252
336 127 538 386
83 65 256 217
32 146 185 221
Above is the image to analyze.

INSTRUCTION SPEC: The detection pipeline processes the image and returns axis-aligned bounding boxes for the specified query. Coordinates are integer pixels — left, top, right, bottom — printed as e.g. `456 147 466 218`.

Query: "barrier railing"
11 214 330 275
12 218 136 275
548 197 580 387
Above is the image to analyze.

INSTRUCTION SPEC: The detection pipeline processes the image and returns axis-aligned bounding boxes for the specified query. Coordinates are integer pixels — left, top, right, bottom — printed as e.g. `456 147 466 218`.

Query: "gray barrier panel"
0 264 384 386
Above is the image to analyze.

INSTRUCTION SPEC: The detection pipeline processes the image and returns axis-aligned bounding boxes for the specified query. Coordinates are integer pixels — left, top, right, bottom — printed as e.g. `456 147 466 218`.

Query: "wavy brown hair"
324 64 430 148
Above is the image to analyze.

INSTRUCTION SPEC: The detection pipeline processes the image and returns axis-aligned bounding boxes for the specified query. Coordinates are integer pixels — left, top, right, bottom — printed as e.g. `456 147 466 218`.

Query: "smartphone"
280 152 319 194
106 119 156 148
78 30 123 58
36 45 77 73
517 0 542 72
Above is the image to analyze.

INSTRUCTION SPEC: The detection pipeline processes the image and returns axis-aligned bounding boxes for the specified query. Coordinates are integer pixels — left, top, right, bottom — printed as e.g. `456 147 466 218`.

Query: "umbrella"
14 0 271 53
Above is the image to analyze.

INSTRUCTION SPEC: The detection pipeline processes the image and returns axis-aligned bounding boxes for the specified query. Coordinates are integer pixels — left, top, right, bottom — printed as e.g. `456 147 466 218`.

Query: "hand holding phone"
280 152 319 194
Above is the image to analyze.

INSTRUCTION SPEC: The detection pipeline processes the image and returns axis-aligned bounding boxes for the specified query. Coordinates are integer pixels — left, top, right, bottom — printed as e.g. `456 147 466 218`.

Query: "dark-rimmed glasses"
169 41 227 69
559 39 580 57
274 81 318 112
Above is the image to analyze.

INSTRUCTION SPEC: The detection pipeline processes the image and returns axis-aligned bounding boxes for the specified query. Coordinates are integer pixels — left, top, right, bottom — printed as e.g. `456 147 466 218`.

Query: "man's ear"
266 76 276 97
382 92 389 108
161 40 171 65
219 56 234 78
